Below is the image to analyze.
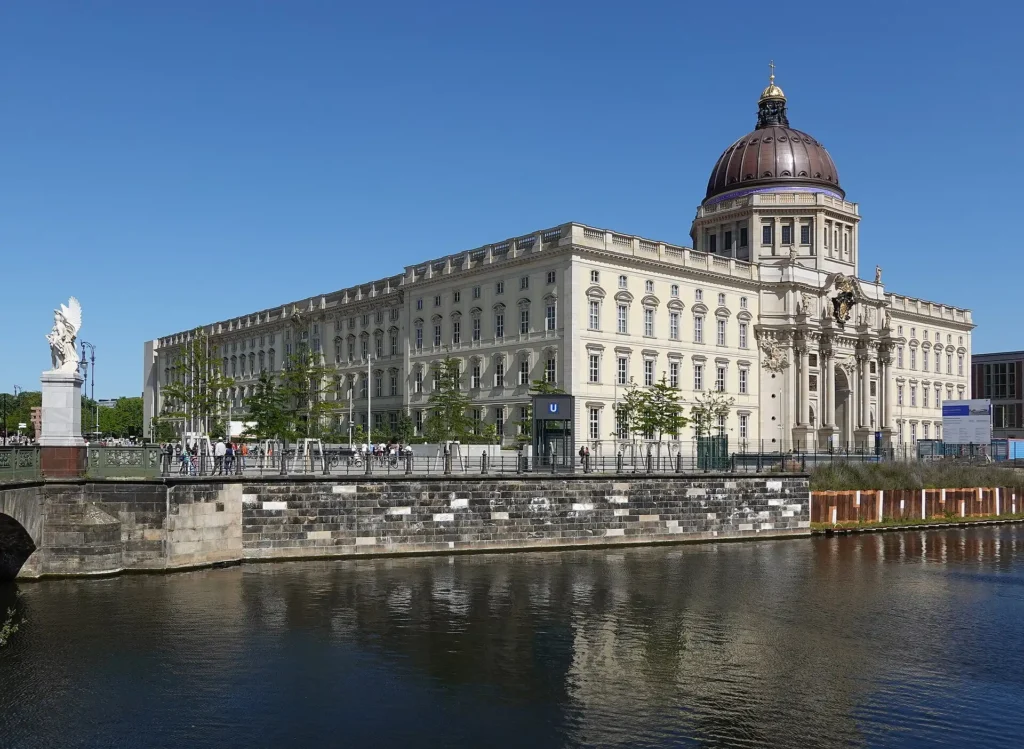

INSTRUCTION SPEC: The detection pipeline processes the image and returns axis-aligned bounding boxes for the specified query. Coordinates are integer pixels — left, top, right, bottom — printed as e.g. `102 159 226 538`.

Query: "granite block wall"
241 475 810 560
2 474 810 578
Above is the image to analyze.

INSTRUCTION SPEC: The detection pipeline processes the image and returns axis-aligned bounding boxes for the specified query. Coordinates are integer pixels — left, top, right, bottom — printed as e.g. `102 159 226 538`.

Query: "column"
883 357 894 430
788 338 798 434
859 355 869 427
800 347 810 425
825 351 836 428
847 372 856 445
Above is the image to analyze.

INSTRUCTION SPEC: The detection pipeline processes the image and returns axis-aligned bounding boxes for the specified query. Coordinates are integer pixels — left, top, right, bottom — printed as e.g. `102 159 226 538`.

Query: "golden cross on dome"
769 59 775 84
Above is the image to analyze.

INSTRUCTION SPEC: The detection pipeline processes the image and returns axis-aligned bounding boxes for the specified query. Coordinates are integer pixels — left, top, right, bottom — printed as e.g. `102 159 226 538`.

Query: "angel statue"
46 297 82 373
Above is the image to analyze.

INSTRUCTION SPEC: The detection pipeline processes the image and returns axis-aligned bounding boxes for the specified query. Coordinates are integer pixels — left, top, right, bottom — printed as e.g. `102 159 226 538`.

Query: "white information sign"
941 400 991 445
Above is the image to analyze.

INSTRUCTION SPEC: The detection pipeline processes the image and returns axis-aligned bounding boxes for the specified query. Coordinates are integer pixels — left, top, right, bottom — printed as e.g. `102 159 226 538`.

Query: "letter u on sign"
547 403 559 414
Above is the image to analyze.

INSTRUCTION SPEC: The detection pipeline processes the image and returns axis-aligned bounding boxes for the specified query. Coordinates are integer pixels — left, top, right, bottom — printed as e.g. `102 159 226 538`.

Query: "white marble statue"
46 297 82 373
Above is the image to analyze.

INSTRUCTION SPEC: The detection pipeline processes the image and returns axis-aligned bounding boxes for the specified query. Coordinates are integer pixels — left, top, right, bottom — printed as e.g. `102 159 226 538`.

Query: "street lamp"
2 385 22 446
80 341 98 438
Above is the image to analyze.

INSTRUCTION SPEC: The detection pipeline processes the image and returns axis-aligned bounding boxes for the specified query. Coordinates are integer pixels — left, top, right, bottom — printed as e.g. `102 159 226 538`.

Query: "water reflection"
1 526 1022 748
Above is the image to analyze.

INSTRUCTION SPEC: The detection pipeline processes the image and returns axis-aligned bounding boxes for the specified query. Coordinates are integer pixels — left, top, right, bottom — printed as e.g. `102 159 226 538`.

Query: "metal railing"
0 447 41 483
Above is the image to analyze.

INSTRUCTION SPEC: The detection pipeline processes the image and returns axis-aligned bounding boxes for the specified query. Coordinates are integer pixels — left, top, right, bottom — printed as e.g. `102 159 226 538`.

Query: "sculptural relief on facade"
761 338 790 373
831 274 857 328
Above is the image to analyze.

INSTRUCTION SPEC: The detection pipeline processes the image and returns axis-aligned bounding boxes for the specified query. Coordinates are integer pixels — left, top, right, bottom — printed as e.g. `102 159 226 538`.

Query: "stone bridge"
0 474 810 580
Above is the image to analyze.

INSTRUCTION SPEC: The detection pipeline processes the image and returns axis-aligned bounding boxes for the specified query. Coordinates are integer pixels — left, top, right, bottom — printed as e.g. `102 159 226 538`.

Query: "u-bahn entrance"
532 394 575 471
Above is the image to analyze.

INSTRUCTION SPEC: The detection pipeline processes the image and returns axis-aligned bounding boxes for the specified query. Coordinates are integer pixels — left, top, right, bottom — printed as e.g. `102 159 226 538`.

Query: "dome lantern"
756 61 789 128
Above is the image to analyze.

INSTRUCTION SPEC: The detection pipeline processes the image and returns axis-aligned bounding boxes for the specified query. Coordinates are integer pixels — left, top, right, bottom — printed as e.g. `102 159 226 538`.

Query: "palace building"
142 72 974 450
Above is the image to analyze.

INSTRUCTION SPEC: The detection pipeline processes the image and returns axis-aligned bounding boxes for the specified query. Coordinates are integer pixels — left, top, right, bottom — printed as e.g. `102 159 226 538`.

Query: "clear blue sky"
2 1 1021 398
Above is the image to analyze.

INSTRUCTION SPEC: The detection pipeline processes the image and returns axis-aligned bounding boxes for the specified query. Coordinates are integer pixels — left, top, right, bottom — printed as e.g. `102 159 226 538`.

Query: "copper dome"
703 79 843 205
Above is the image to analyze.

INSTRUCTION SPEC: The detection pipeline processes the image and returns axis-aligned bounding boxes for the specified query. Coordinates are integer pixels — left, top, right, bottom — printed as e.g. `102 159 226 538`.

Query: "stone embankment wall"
1 474 809 579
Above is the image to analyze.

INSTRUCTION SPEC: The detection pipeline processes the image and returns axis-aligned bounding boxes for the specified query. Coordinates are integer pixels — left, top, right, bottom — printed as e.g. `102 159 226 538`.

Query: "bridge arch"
0 489 44 580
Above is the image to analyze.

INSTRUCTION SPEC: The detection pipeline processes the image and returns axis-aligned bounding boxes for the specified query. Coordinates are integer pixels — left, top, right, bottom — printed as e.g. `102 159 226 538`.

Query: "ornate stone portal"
40 297 86 477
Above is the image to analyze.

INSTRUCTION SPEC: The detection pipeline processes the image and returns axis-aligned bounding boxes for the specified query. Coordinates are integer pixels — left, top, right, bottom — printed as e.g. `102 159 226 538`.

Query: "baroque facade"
143 74 973 450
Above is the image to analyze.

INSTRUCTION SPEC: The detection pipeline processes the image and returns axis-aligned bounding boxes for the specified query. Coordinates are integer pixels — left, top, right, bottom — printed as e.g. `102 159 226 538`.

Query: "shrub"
809 462 1024 492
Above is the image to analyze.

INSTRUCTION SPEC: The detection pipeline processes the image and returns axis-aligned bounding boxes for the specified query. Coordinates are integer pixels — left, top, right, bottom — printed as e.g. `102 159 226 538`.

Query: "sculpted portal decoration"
831 274 857 328
46 297 82 374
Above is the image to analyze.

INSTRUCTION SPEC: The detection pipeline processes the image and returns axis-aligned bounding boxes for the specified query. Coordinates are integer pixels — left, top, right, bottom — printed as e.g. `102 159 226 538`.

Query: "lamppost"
3 385 23 446
80 341 98 437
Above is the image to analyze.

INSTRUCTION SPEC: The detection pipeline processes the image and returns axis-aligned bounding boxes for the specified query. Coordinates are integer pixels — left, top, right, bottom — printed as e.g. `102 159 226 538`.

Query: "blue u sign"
547 403 559 414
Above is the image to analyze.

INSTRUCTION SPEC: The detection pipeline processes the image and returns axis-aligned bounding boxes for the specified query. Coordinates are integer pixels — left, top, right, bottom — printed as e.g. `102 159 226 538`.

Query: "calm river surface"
2 526 1024 748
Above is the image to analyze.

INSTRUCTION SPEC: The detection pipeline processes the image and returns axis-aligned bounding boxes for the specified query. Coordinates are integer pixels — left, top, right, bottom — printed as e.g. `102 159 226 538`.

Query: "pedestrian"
189 442 198 476
579 445 586 465
240 443 248 470
178 444 189 475
214 438 226 475
225 442 234 474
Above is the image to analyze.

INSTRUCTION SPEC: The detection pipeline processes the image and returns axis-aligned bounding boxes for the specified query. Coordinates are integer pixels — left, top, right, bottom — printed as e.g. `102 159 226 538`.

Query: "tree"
646 376 689 441
98 398 144 438
515 379 565 444
160 328 234 438
690 391 735 438
151 417 178 443
611 380 648 443
242 371 291 443
395 411 415 444
424 356 472 443
278 349 345 440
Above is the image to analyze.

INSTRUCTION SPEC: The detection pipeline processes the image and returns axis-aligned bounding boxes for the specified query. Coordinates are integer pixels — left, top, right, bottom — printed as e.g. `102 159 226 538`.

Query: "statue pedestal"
39 370 86 478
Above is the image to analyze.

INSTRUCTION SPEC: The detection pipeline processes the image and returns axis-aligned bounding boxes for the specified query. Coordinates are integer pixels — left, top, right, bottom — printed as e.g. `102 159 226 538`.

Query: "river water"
2 526 1023 748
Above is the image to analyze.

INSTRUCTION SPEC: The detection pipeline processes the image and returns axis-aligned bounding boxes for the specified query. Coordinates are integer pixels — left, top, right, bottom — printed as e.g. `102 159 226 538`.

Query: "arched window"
268 349 275 372
258 351 265 372
231 356 237 376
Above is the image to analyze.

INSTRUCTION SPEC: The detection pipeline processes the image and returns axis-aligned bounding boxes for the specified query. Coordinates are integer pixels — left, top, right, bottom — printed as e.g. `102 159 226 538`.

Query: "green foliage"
352 424 367 444
96 397 143 438
242 371 291 442
480 422 499 445
160 328 234 436
279 349 345 439
690 391 735 438
151 417 178 443
611 378 687 441
395 412 415 444
0 390 41 440
810 462 1024 492
0 594 24 649
424 356 472 443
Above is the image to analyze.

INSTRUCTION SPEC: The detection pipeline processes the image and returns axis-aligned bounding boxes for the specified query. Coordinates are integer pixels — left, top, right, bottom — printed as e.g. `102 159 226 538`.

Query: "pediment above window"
641 294 660 308
585 285 606 300
666 299 685 311
715 307 732 319
691 302 709 315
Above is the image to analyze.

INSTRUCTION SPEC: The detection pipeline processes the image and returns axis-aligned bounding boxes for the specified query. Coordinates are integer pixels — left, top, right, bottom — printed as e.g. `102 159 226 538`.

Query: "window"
415 369 423 394
433 324 442 347
724 231 732 251
671 284 679 298
645 280 654 294
708 234 717 253
669 361 679 388
870 381 877 396
617 304 628 334
695 288 703 302
959 336 963 346
415 327 423 350
268 350 275 371
589 354 600 383
390 372 398 396
590 270 600 284
617 356 628 385
898 385 904 406
922 387 928 408
923 423 930 439
644 360 654 387
923 351 929 372
910 348 917 370
496 281 504 295
546 304 556 331
519 406 529 434
740 296 747 310
589 408 600 440
472 286 481 299
495 357 505 386
739 413 749 440
361 337 369 359
739 323 748 349
390 333 398 356
434 295 441 307
495 312 504 338
546 270 556 284
781 225 792 244
471 363 481 389
360 375 368 398
762 224 773 245
716 366 726 392
519 358 530 385
740 227 748 248
958 355 964 376
618 275 628 290
694 315 704 343
472 317 481 342
414 410 423 435
800 224 810 244
374 372 383 398
717 293 726 307
947 354 952 374
982 362 1017 399
520 276 529 290
897 346 904 368
545 357 556 384
520 309 529 334
495 407 504 438
911 327 916 339
644 309 654 336
694 363 703 391
716 319 726 346
453 291 461 303
670 312 680 340
589 300 600 330
739 368 748 394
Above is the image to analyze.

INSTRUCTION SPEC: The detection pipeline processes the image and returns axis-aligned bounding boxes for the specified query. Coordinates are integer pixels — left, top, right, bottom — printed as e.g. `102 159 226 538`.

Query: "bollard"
444 453 452 475
405 453 413 475
616 453 623 474
646 452 653 473
583 454 590 474
322 451 330 476
481 452 488 475
365 454 373 475
676 453 683 473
